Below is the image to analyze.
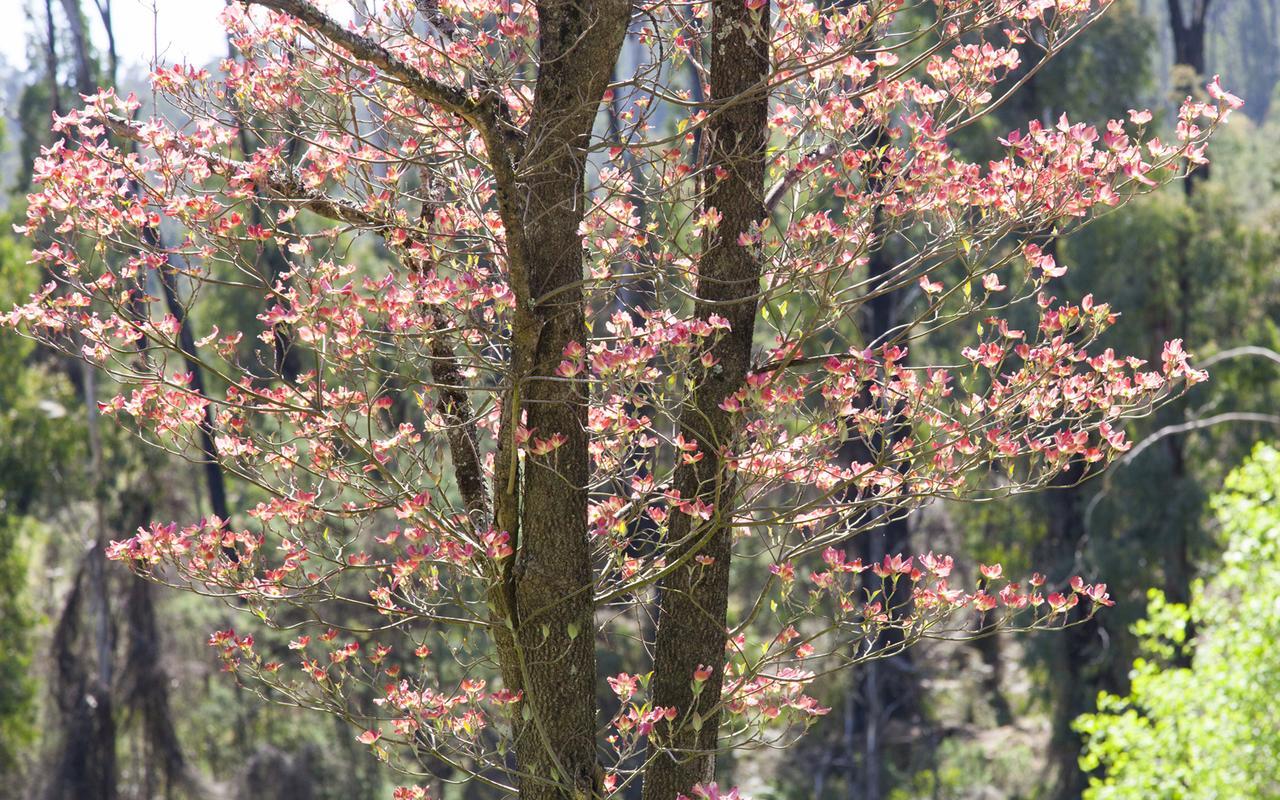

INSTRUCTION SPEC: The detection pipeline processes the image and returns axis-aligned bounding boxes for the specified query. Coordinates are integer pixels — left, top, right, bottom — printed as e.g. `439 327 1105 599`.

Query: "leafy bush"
1076 443 1280 799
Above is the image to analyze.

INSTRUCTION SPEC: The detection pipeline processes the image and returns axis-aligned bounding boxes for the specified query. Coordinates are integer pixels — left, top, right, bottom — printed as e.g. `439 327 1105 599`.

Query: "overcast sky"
0 0 234 73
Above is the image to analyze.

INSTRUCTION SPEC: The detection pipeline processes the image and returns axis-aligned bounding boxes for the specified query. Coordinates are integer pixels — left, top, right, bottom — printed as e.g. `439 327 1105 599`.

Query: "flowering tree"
3 0 1242 797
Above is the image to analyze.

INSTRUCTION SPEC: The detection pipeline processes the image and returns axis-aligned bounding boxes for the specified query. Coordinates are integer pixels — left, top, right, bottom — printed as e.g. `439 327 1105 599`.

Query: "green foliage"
0 206 83 780
0 230 47 775
1076 443 1280 799
892 735 1045 800
0 226 81 511
0 514 36 776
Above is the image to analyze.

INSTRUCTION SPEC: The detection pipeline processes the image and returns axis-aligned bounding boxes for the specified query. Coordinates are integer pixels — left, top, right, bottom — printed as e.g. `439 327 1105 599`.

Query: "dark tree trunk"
57 0 93 94
1154 234 1198 669
642 2 770 798
488 3 630 798
1161 0 1211 646
151 249 231 524
44 566 118 800
847 515 914 800
1167 0 1212 191
1041 466 1099 800
123 553 205 798
1167 0 1210 74
41 0 62 117
791 112 919 797
225 37 305 384
842 210 918 800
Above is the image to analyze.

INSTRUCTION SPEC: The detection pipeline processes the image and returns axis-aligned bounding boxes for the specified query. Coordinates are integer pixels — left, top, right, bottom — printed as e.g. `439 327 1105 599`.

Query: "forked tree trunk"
489 3 630 798
1167 0 1210 76
642 2 771 797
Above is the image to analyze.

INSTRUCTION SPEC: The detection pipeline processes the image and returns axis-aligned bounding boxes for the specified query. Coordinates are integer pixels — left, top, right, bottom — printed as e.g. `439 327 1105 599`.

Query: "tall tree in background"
3 0 1242 798
16 3 122 797
1003 16 1155 798
12 2 218 797
1157 0 1213 628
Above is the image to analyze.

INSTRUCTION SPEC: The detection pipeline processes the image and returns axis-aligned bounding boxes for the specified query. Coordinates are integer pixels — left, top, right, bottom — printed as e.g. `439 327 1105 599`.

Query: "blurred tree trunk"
40 0 61 117
1168 0 1211 193
226 35 304 384
37 6 119 797
57 0 93 93
1160 0 1212 664
836 135 920 800
34 7 212 798
1168 0 1210 76
1041 465 1099 800
43 564 117 800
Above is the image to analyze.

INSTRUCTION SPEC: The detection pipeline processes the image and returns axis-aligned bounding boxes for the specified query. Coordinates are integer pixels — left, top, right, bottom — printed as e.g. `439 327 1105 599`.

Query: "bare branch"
1198 345 1280 370
764 142 836 214
1117 411 1280 468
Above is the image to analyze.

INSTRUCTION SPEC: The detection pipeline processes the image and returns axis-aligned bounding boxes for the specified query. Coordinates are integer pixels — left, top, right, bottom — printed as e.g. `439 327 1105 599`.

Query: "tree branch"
233 0 529 319
1197 345 1280 370
1117 411 1280 468
239 0 517 152
101 113 403 232
764 142 836 214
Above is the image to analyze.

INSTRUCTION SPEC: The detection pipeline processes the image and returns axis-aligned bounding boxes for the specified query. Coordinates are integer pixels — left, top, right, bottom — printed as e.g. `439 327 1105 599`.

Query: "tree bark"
642 2 771 797
487 3 630 798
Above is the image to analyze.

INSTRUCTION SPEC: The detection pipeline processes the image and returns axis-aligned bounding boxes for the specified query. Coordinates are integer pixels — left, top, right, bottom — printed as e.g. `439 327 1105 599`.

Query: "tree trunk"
44 565 118 800
490 3 630 798
1161 0 1209 647
1155 231 1198 669
1167 0 1211 192
1042 466 1097 800
41 0 62 117
151 248 231 523
835 136 919 799
31 7 117 798
642 2 771 798
57 0 93 94
1167 0 1210 75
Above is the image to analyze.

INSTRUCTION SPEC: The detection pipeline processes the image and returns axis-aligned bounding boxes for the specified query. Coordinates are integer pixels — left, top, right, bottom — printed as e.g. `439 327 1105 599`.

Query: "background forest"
0 0 1279 799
